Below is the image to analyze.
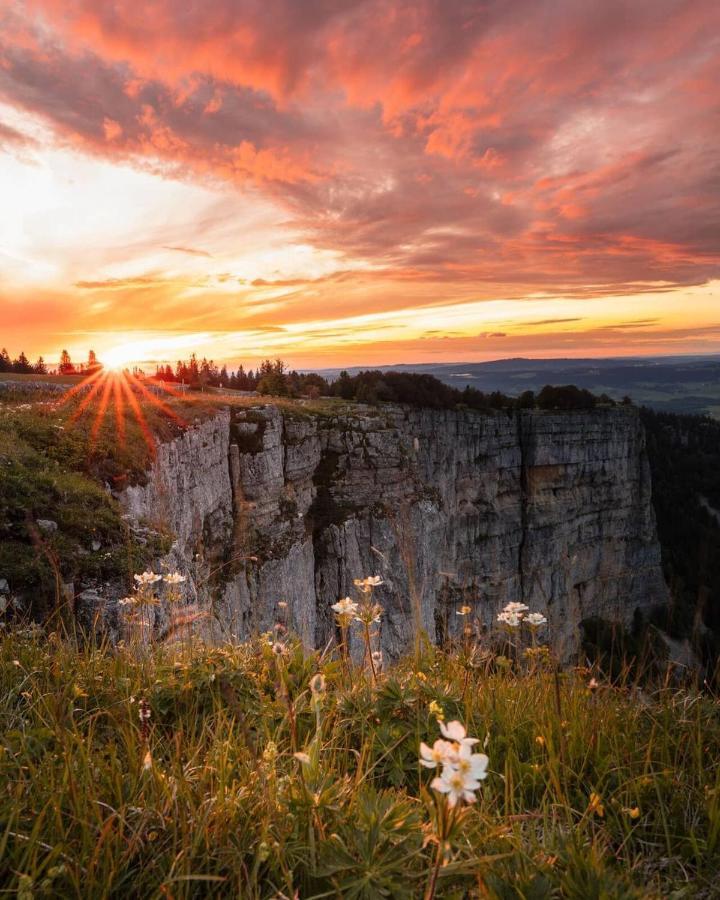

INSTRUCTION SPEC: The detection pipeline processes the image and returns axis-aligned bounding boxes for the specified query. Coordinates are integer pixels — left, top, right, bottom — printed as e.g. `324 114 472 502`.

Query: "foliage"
0 629 718 898
641 408 720 674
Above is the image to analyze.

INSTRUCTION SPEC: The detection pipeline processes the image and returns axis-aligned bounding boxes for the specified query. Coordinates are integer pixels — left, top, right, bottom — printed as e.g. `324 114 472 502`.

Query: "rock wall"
118 403 668 658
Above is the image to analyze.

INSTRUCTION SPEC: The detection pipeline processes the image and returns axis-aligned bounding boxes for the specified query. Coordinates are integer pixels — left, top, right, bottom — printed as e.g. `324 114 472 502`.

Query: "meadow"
1 617 719 899
1 380 720 898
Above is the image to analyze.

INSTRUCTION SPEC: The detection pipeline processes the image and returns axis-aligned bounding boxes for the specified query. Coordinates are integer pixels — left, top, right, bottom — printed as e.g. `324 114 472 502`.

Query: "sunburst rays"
57 367 192 454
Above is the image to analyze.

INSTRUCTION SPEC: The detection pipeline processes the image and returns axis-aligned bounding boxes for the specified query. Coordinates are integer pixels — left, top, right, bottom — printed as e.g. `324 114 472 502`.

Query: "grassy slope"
0 632 718 899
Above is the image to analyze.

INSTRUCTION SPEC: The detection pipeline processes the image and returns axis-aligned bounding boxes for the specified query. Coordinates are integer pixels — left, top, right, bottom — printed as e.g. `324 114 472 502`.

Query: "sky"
0 0 718 371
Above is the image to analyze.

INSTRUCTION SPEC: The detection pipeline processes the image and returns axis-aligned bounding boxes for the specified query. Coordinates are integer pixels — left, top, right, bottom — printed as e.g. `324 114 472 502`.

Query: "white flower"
332 597 359 617
118 596 137 607
439 720 479 747
134 571 162 586
419 739 455 769
497 611 521 628
453 742 489 782
163 572 186 585
525 612 547 628
431 766 482 808
503 602 529 616
353 575 384 593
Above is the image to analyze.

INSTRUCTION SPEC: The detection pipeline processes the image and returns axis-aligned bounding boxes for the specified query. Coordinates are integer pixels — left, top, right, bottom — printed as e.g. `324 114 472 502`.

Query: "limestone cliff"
118 403 668 658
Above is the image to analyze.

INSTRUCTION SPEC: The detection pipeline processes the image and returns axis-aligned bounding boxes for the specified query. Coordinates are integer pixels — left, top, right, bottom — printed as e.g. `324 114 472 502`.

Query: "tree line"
155 355 621 412
0 347 99 375
2 345 622 413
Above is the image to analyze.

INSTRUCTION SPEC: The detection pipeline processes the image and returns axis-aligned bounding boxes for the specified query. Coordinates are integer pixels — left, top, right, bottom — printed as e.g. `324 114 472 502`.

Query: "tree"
33 356 47 375
0 348 11 373
12 351 33 374
58 350 75 375
257 359 289 396
87 349 101 373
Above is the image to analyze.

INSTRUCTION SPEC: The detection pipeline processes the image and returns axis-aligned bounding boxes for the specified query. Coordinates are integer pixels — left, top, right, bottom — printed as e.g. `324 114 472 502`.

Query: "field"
1 625 719 899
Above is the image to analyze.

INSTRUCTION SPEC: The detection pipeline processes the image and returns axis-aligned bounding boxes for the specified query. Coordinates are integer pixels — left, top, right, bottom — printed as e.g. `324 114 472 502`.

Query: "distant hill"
313 355 720 418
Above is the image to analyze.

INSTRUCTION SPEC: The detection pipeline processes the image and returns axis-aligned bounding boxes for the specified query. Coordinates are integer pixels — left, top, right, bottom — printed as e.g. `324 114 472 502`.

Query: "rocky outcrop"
118 403 668 658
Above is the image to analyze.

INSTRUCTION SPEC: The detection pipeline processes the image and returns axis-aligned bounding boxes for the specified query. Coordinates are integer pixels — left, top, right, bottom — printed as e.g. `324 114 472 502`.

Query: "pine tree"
59 349 75 374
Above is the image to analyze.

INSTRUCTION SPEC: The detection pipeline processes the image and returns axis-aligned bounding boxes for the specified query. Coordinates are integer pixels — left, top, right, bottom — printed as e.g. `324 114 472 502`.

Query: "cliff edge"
119 402 668 658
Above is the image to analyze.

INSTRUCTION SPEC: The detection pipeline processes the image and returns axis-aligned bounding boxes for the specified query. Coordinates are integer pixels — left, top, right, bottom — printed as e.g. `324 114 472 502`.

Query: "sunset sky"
0 0 718 370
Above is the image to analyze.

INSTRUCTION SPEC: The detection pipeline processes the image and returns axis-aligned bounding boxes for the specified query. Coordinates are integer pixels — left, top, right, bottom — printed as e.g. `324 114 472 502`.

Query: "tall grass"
1 625 718 898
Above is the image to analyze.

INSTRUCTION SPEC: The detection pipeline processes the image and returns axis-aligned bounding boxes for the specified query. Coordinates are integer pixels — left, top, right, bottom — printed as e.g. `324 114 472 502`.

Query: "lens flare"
57 365 190 456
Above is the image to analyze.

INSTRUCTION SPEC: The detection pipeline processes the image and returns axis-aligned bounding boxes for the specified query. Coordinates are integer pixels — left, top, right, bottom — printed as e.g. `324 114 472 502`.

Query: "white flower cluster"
496 602 547 630
119 571 187 608
331 576 384 625
420 720 489 807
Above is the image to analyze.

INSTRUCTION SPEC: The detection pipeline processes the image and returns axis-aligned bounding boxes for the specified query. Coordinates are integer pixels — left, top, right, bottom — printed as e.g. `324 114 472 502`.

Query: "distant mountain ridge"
311 355 720 417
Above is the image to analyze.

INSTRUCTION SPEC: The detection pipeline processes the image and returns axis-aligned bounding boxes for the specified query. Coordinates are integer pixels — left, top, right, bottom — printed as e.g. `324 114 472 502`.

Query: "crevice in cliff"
517 411 529 606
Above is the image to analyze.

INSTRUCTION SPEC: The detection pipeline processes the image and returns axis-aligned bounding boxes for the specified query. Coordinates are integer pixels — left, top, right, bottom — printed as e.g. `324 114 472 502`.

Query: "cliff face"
118 403 668 658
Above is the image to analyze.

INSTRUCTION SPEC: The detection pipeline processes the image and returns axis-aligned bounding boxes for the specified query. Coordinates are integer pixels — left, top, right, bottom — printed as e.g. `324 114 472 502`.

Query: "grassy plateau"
0 626 719 899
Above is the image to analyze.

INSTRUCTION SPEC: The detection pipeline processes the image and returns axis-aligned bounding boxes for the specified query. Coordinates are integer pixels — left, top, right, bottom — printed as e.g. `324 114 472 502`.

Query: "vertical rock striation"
118 403 668 658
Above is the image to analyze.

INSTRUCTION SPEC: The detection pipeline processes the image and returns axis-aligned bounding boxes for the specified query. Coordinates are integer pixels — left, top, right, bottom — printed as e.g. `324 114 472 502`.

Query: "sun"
104 341 144 371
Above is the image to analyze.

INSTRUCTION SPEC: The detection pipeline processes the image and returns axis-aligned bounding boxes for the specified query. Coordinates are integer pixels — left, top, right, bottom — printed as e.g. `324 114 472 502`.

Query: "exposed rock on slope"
118 403 668 658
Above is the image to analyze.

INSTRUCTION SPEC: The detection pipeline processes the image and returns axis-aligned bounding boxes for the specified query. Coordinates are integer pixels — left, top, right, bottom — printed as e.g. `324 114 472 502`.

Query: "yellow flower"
428 700 444 721
588 792 605 817
625 806 641 819
535 735 546 747
456 605 472 616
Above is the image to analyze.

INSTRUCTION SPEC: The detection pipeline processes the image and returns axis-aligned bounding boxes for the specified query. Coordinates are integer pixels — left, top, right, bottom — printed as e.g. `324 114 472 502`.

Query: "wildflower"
503 602 529 616
353 575 384 594
118 596 138 607
332 596 359 617
428 699 444 721
262 741 278 764
588 677 600 692
456 605 472 616
625 806 641 819
525 612 547 628
371 650 383 670
309 673 326 695
163 572 186 585
415 671 428 682
420 739 455 769
452 742 490 782
497 611 521 629
439 720 479 747
535 735 546 747
134 571 162 586
431 766 483 808
356 601 383 625
138 700 151 722
272 641 288 657
588 792 605 817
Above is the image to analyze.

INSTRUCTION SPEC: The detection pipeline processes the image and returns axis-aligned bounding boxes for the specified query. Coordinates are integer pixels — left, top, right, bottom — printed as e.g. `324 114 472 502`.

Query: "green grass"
0 629 718 899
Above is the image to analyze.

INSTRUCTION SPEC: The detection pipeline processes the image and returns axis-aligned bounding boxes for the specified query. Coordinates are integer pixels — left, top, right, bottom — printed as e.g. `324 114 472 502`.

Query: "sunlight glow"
104 343 145 371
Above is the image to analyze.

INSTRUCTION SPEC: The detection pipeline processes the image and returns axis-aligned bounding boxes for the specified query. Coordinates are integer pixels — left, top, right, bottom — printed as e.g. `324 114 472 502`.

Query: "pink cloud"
0 0 717 299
